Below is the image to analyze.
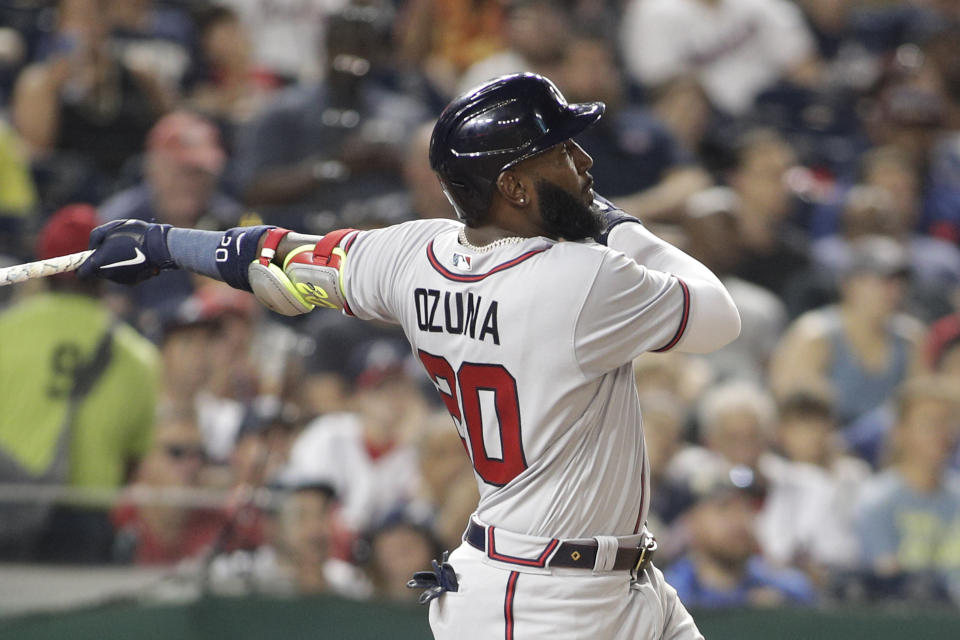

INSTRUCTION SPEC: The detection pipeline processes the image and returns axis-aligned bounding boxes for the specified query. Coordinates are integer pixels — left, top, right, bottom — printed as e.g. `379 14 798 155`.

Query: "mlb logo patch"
451 252 472 271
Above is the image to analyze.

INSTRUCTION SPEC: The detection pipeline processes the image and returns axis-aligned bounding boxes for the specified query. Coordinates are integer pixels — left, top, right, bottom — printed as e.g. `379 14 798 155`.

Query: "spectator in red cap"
0 204 160 563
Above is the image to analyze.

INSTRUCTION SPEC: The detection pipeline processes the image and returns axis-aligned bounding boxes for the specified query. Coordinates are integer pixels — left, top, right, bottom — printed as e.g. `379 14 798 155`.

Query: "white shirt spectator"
620 0 815 115
281 412 420 533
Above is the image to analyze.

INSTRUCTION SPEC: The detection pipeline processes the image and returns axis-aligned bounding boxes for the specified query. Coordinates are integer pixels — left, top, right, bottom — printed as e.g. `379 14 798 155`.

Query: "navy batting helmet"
429 73 604 225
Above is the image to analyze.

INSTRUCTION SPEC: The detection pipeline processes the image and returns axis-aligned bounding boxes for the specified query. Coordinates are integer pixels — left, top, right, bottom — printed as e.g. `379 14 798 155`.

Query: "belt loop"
592 536 619 572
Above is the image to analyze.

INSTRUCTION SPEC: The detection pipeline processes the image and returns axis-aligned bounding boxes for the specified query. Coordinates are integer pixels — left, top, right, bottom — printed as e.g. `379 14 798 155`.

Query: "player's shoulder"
356 218 460 247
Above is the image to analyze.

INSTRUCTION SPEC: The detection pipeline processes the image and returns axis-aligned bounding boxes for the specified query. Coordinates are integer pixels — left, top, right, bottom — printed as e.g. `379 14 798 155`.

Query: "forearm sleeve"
606 221 741 353
166 228 224 280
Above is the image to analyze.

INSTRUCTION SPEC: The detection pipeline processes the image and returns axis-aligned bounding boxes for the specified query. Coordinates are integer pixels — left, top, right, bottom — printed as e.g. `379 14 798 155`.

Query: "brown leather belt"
464 520 657 574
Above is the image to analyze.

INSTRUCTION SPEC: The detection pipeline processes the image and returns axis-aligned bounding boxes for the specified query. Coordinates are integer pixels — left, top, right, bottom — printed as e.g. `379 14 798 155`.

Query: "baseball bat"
0 250 93 287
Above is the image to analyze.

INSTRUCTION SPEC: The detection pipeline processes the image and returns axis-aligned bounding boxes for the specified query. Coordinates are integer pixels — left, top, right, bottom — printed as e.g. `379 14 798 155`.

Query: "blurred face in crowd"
689 492 759 567
895 396 959 469
57 0 110 48
863 155 920 232
140 416 207 488
777 413 834 467
653 77 712 151
418 419 472 498
405 123 452 220
730 135 795 222
840 271 905 321
280 489 334 583
506 1 570 66
162 324 215 393
558 37 622 109
147 154 220 228
353 373 421 434
705 409 768 469
938 344 960 378
369 525 436 601
202 12 251 72
840 186 902 239
639 399 685 478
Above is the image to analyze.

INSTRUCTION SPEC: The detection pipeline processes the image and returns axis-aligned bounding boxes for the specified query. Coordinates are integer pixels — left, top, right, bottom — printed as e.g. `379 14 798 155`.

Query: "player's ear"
496 171 529 208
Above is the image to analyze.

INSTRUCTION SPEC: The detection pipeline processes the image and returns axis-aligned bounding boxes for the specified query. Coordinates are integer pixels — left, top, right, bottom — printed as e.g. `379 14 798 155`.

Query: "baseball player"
79 73 740 639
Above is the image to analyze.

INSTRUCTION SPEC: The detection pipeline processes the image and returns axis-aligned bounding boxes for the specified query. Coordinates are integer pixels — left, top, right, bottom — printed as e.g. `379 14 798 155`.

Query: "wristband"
214 225 274 292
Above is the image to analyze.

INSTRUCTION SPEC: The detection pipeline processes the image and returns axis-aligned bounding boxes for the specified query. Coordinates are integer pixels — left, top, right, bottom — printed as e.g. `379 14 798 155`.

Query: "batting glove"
78 219 175 285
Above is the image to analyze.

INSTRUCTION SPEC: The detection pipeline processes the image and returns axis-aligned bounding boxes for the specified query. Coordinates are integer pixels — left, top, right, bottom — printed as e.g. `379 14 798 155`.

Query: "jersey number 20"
418 350 526 486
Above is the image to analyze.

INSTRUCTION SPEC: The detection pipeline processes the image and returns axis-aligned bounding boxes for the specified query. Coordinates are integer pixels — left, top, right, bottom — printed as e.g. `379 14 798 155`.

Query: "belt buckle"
631 537 658 579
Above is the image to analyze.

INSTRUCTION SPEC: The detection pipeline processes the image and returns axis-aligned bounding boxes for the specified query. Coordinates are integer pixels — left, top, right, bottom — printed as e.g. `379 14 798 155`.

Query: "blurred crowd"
1 0 960 611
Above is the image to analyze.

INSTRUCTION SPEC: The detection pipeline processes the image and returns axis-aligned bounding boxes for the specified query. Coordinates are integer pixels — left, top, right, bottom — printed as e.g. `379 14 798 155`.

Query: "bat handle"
0 250 94 287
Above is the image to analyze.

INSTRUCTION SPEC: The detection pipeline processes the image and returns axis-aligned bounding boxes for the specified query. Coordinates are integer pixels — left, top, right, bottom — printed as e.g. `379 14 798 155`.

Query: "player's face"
530 140 602 240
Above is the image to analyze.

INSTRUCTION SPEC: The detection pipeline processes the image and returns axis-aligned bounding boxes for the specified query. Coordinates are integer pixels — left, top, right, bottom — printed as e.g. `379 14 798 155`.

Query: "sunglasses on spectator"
163 444 207 461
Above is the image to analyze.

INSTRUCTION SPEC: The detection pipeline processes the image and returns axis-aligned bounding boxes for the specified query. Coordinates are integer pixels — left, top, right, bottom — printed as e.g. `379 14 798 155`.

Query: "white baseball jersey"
336 217 691 540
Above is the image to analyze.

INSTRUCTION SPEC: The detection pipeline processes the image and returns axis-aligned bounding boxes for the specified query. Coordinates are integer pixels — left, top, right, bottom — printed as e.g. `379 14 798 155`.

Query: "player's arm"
77 219 355 316
592 198 740 354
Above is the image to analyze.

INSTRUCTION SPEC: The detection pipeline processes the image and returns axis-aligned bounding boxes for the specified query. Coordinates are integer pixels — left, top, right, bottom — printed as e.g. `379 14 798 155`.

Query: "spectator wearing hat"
771 235 924 429
0 204 159 562
280 338 429 537
664 465 817 609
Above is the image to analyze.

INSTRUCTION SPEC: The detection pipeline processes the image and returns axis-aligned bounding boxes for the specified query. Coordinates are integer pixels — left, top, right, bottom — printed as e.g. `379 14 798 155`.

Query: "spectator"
649 76 718 161
210 482 369 597
356 517 444 602
811 183 960 322
188 5 282 138
755 387 870 578
0 117 38 259
216 0 336 84
665 465 817 608
638 390 694 564
403 120 454 221
228 399 301 491
112 407 230 565
555 28 712 224
669 380 778 486
99 110 240 230
683 187 788 381
281 338 428 535
232 1 430 233
457 0 571 93
770 235 923 427
853 376 960 604
404 411 479 550
813 184 960 291
0 205 159 562
11 0 169 206
725 128 812 307
396 0 506 95
99 111 243 331
924 313 960 380
107 0 196 95
620 0 820 116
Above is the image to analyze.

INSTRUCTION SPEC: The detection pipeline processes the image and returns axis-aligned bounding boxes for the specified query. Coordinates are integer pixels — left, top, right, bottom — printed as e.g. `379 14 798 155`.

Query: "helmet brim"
501 101 605 171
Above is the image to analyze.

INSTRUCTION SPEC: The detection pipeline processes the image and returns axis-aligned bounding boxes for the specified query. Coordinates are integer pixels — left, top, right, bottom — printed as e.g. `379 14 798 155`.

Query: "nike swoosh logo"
100 247 146 269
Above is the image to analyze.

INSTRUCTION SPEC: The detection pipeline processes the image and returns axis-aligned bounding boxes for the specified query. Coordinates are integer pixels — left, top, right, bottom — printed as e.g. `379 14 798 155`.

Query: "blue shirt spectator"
666 554 817 609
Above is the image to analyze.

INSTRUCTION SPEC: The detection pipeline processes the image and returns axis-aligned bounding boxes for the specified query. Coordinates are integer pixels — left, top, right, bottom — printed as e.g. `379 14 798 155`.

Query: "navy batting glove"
591 195 642 246
78 219 175 285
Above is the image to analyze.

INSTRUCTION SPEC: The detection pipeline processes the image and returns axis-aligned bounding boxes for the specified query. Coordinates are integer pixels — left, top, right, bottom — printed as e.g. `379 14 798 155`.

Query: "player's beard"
535 179 603 241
